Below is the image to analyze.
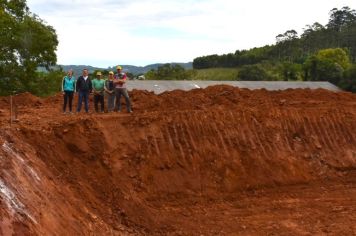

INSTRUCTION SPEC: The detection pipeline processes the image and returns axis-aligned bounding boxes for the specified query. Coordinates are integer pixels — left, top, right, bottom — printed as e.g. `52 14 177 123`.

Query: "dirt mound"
0 86 356 235
0 92 43 110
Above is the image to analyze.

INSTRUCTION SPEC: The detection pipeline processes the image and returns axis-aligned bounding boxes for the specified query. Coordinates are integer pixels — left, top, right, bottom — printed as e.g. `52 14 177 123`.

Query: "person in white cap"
114 65 132 113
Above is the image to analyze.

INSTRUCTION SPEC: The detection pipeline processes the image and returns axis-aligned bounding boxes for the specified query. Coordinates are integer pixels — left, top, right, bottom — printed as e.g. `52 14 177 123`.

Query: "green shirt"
92 79 105 92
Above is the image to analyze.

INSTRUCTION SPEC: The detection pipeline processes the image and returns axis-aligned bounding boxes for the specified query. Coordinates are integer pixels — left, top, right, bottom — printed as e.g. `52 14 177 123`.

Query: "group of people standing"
61 66 132 114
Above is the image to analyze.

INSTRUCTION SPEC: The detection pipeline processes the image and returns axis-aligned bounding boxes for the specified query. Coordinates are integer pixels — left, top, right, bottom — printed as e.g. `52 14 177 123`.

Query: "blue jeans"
77 91 89 112
115 88 132 112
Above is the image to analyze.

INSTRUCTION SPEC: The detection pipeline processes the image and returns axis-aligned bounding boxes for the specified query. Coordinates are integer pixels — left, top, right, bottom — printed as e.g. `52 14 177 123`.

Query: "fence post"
10 95 13 127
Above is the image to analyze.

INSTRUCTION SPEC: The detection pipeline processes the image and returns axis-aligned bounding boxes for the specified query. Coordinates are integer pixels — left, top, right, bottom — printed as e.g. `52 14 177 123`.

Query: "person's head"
96 71 102 79
82 69 88 77
68 69 73 77
109 71 114 79
116 65 122 73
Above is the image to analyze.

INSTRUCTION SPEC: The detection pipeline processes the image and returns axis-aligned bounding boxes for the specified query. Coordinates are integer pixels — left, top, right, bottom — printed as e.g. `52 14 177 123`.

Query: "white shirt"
83 76 88 81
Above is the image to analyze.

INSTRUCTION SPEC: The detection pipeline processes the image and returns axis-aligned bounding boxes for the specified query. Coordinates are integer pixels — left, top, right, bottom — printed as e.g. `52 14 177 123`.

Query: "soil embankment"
0 86 356 235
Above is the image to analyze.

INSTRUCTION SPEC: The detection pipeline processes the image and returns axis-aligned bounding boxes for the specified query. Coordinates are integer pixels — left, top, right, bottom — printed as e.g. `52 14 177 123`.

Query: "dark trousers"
94 94 104 112
63 91 74 112
115 88 132 112
77 90 89 112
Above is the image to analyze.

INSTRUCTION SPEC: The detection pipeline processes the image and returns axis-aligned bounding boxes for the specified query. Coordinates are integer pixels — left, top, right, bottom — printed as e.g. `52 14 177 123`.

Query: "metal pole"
10 95 13 127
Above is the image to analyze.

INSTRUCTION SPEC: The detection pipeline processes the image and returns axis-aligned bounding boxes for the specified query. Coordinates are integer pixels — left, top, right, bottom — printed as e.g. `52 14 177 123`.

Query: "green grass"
188 68 239 81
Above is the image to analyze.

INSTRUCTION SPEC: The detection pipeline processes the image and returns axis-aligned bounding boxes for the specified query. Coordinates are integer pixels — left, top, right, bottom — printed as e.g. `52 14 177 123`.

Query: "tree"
316 48 351 69
327 7 356 32
193 54 220 69
315 59 343 84
326 7 356 48
145 69 156 80
301 22 326 56
0 0 58 95
339 64 356 92
274 30 300 62
126 72 134 79
237 65 271 81
279 62 302 81
303 48 350 84
276 30 298 44
27 70 64 96
145 64 189 80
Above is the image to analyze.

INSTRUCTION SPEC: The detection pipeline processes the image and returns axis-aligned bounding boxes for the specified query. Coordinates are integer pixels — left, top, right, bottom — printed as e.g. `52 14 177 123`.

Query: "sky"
27 0 356 67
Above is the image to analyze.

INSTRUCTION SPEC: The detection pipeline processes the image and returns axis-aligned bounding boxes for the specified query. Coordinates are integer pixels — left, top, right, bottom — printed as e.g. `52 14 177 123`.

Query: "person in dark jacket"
76 68 92 113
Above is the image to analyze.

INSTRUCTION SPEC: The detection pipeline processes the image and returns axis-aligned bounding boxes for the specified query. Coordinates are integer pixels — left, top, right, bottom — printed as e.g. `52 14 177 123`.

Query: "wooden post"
14 103 18 120
10 95 13 127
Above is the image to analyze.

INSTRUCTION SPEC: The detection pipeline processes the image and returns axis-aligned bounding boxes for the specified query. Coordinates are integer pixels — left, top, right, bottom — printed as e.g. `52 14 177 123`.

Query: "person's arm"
76 77 80 92
104 80 110 92
89 79 93 93
115 73 126 84
121 73 127 83
62 76 65 92
73 77 77 92
101 80 105 92
92 80 96 93
113 75 120 84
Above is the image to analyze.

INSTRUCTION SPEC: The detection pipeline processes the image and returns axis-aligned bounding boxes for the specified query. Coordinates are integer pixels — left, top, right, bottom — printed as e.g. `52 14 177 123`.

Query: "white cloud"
27 0 356 67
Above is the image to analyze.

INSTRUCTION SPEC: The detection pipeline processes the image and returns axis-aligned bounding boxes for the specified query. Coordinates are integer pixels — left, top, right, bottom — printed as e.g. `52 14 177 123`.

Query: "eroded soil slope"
0 86 356 235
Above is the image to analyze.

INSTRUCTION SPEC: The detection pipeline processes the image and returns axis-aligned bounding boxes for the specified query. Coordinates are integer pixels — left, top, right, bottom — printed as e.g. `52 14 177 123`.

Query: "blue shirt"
62 76 76 92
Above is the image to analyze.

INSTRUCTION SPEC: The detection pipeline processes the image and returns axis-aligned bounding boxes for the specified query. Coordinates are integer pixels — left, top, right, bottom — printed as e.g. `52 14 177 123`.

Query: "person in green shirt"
92 71 105 113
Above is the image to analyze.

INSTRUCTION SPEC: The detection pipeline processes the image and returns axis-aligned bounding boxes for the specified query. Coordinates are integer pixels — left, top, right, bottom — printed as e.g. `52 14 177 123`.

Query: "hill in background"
59 62 192 76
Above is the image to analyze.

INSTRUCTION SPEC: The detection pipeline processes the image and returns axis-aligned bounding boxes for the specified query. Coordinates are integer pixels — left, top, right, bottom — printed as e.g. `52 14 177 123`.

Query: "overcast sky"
27 0 356 67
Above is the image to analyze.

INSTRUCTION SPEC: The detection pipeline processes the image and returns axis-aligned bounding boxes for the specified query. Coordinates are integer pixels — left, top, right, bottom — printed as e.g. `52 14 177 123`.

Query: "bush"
237 65 272 81
279 62 303 81
145 64 189 80
339 65 356 92
190 68 238 81
303 48 350 84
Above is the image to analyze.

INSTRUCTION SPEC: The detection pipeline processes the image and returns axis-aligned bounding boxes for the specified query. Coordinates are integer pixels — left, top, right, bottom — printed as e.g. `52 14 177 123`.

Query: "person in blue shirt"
62 69 76 113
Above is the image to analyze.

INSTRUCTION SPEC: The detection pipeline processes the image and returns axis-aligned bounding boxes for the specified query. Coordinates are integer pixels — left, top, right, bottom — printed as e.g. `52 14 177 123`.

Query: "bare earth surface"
0 86 355 235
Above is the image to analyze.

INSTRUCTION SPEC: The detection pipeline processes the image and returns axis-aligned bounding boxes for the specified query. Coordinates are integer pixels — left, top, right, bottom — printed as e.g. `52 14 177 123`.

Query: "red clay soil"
0 86 356 235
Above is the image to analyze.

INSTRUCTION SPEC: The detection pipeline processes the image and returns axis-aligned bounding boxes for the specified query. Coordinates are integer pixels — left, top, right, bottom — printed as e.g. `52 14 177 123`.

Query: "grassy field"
189 68 239 81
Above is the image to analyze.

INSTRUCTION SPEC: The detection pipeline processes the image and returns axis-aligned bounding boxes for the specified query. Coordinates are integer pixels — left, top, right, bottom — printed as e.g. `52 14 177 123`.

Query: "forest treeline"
192 7 356 91
193 7 356 68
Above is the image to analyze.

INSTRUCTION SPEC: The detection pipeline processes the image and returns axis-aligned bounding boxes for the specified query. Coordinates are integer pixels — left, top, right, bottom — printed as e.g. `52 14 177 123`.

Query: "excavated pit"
0 86 356 235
